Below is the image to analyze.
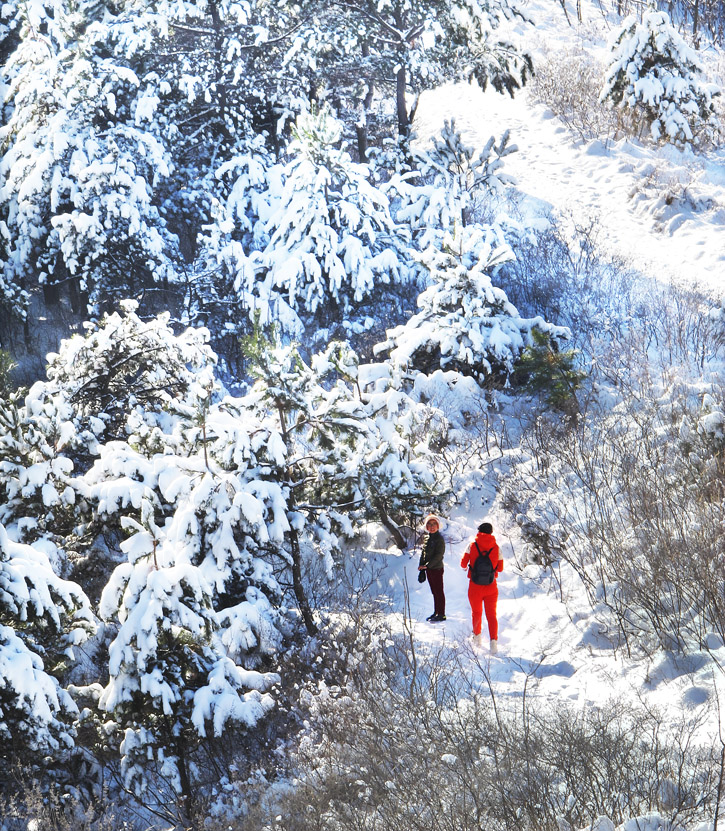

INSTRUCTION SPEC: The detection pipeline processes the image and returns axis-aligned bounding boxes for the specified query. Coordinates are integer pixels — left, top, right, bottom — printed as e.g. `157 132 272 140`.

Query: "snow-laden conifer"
78 324 287 820
244 330 447 555
0 30 178 317
0 384 85 548
99 546 278 823
0 524 95 764
249 107 406 328
600 9 720 146
394 119 517 253
376 230 570 382
46 300 216 440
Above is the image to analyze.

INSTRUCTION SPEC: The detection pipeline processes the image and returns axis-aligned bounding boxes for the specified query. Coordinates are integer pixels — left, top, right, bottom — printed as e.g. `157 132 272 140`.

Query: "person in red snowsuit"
460 522 503 652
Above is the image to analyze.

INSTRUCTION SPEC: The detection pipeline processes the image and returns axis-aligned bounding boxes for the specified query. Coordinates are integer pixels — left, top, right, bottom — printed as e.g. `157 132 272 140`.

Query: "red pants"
468 581 498 639
427 568 445 617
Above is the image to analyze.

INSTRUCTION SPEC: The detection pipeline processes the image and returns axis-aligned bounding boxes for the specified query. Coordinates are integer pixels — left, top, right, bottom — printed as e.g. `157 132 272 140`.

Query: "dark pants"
427 568 445 616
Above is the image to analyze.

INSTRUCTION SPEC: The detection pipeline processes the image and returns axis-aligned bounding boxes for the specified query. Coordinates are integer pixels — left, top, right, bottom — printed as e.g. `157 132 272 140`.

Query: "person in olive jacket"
418 514 446 622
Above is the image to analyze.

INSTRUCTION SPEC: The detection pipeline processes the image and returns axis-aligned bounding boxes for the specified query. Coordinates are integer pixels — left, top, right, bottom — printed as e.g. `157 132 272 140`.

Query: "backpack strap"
473 541 493 560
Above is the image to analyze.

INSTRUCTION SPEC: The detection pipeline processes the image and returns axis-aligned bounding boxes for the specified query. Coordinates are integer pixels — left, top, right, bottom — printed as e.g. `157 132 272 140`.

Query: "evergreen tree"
250 107 406 331
393 119 517 254
244 327 445 557
376 230 570 383
0 0 292 323
600 9 720 146
45 300 216 440
0 385 84 547
0 25 179 318
514 328 585 412
98 539 278 825
0 524 95 770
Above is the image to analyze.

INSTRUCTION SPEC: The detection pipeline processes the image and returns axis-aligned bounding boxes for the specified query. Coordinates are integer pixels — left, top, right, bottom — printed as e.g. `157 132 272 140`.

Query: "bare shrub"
502 359 725 659
529 48 626 145
209 619 721 831
500 212 724 372
497 205 725 661
0 776 132 831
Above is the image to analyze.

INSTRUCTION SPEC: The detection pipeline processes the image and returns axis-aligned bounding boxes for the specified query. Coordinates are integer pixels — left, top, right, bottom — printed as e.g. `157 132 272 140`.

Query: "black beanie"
478 522 493 534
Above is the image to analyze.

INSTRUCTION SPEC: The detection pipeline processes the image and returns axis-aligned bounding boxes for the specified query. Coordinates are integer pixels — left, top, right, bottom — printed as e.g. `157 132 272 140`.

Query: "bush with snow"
600 9 720 147
375 230 570 384
244 107 407 332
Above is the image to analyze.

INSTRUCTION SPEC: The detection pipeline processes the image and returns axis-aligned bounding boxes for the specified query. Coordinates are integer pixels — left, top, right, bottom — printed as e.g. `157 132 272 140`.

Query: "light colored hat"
424 514 440 528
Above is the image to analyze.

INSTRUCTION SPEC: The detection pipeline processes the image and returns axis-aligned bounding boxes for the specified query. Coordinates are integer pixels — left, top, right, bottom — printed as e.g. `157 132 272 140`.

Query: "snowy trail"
374 476 725 726
417 82 725 298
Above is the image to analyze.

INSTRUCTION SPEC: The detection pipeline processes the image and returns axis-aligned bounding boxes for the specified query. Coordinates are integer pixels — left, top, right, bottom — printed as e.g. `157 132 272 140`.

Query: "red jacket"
461 532 503 585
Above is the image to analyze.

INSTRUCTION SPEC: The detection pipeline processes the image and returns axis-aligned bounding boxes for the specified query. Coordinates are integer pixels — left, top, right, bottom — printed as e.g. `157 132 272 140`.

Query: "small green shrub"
515 329 585 411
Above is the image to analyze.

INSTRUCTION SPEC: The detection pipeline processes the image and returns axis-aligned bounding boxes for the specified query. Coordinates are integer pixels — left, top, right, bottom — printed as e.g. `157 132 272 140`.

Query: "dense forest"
1 0 725 829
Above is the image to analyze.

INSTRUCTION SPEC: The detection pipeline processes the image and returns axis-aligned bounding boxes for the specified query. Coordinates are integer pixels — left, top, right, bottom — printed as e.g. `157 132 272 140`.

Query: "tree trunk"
289 525 318 634
355 122 369 163
396 65 409 139
374 498 407 550
276 403 317 635
172 730 195 829
692 0 700 45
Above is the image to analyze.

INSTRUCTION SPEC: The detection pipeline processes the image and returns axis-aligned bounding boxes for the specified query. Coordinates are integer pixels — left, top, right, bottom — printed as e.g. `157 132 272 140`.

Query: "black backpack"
470 542 495 586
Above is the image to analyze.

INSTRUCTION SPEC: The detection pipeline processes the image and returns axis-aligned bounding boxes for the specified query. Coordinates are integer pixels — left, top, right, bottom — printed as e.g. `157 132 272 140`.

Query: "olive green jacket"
418 531 445 571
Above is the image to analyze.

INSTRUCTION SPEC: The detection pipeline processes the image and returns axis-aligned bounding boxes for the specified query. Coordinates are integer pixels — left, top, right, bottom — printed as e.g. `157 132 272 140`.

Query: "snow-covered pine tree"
0 20 179 319
244 327 446 555
278 0 533 158
45 300 216 441
49 303 287 660
191 135 275 366
0 383 86 550
375 229 570 383
249 107 405 332
66 317 289 821
600 8 720 146
98 525 279 825
0 0 291 328
0 524 95 768
393 119 517 254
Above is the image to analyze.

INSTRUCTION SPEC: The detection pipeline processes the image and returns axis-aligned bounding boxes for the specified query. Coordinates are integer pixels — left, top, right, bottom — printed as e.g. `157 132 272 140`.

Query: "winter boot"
490 639 498 655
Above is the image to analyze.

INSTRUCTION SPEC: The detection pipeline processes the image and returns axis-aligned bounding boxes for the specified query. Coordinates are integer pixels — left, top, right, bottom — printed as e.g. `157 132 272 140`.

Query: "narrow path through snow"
418 83 725 299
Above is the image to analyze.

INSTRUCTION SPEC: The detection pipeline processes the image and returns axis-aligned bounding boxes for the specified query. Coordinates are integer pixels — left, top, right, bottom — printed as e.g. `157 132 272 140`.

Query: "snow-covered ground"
417 63 725 298
366 474 724 750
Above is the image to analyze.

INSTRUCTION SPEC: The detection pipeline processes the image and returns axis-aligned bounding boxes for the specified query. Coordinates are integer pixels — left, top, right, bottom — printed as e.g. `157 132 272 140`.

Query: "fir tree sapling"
393 119 517 253
376 230 571 385
514 328 585 412
600 9 720 146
